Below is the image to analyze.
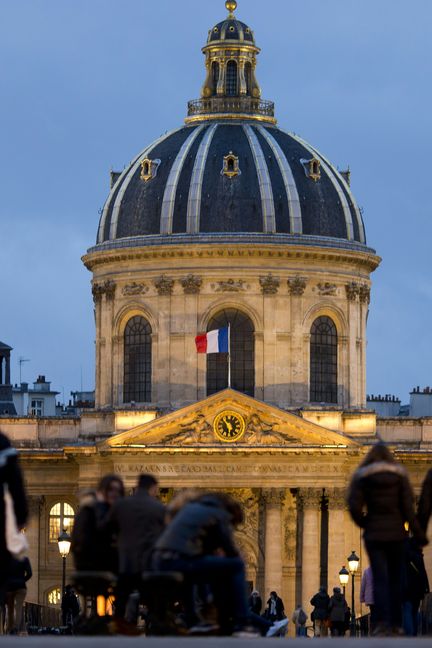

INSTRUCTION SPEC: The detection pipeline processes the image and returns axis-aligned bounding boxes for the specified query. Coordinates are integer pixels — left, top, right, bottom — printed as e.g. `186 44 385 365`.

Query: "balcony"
186 96 276 124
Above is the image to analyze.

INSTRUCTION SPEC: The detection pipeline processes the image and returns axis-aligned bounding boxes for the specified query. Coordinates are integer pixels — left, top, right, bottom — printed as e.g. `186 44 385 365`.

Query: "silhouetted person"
0 433 27 609
248 590 262 615
310 586 330 637
109 473 165 623
328 587 348 637
72 474 124 572
5 556 32 634
61 585 80 626
348 443 427 636
418 468 432 533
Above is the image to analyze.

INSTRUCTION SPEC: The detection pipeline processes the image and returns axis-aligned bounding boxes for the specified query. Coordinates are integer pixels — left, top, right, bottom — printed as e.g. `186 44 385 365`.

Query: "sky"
1 0 431 405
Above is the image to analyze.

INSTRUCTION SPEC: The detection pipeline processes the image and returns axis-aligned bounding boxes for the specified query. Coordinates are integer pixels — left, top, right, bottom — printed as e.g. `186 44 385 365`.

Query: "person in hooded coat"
348 443 427 636
328 587 348 637
310 586 330 636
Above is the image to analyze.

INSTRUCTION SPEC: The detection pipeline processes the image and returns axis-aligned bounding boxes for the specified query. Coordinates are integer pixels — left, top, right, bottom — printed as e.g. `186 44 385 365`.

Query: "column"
327 488 347 591
26 496 44 604
5 351 11 384
300 488 322 613
262 489 284 596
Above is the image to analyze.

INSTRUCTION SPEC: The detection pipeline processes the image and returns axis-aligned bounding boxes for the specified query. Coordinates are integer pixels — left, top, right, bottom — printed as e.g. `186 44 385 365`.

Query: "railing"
24 602 61 631
187 96 275 119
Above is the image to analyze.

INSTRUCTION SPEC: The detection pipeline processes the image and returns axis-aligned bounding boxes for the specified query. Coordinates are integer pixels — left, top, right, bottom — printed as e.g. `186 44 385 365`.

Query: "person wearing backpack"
310 586 330 636
292 604 308 637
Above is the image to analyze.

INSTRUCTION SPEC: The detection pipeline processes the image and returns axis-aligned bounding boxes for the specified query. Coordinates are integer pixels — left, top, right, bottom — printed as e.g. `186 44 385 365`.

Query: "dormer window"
140 158 161 182
300 157 321 182
222 152 240 178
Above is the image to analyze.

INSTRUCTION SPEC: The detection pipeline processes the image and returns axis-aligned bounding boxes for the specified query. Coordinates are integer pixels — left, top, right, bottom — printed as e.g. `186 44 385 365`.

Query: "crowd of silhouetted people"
2 428 432 636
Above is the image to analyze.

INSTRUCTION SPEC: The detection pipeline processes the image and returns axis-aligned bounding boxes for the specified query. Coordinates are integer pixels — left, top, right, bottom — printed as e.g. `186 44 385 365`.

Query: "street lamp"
58 529 71 597
347 550 360 637
339 566 349 597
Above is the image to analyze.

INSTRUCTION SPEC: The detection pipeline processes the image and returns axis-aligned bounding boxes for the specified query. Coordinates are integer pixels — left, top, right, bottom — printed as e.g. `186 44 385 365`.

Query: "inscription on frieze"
114 463 347 476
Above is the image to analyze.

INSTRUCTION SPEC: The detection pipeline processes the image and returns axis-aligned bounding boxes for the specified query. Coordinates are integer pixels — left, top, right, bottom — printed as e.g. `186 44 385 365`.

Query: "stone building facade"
1 0 432 627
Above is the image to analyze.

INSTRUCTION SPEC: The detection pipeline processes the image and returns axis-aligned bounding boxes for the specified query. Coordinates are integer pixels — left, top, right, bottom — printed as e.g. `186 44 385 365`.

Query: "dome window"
222 152 240 178
300 157 321 182
140 158 161 183
213 27 219 32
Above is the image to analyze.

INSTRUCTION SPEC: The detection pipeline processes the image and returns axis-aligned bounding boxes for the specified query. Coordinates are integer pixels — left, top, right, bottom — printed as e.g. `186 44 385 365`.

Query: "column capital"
28 495 44 517
298 487 322 510
261 488 285 506
326 487 348 510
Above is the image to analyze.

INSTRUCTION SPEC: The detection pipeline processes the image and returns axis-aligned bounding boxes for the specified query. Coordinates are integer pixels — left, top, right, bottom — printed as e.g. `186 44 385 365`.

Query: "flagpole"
227 323 231 388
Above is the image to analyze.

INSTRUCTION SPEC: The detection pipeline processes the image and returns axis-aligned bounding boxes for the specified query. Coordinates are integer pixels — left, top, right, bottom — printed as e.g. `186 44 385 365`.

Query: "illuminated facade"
1 1 432 627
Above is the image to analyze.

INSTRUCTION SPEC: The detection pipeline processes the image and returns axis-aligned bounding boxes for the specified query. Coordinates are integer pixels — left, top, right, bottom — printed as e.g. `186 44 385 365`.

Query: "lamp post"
339 566 349 598
58 529 71 598
348 550 360 637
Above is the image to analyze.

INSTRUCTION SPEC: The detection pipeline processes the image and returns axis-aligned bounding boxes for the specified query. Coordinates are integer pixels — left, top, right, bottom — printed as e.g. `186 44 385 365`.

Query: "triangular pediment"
102 389 358 449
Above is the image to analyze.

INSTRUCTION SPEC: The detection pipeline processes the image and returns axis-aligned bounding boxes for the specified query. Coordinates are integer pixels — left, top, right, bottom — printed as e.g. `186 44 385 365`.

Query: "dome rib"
307 142 366 244
187 124 218 234
257 126 302 234
160 125 205 235
243 124 275 233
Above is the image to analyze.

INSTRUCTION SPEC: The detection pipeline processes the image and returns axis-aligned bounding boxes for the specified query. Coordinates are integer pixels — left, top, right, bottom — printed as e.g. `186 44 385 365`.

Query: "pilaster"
261 488 285 595
299 487 322 613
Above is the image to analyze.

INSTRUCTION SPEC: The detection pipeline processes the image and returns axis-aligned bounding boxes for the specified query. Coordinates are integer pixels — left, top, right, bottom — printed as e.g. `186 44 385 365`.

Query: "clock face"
214 410 245 443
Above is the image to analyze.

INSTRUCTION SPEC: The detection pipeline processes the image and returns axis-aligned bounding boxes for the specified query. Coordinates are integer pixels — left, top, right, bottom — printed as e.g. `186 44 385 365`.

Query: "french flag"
195 327 229 354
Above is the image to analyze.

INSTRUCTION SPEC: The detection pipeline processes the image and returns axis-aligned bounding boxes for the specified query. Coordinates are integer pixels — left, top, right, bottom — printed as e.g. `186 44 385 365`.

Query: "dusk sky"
1 0 431 405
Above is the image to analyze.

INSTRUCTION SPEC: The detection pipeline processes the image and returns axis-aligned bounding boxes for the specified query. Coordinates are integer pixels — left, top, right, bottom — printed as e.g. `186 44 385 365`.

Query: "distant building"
367 394 401 417
367 387 432 418
0 341 16 415
13 375 59 417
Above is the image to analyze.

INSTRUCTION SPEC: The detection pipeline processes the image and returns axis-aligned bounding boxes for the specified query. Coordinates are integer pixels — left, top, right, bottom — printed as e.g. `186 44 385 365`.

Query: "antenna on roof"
18 357 30 383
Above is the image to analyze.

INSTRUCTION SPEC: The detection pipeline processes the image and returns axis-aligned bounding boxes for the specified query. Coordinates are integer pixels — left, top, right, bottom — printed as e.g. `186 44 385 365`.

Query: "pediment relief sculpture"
104 389 359 450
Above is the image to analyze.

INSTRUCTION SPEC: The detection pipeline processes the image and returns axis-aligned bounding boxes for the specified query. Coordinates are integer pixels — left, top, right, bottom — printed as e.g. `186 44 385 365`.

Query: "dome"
97 122 365 247
207 19 255 45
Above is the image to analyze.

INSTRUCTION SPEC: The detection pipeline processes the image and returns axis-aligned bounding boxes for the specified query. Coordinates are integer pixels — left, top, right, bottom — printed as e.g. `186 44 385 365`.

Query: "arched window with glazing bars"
225 60 238 96
123 316 152 403
206 309 254 396
310 316 338 403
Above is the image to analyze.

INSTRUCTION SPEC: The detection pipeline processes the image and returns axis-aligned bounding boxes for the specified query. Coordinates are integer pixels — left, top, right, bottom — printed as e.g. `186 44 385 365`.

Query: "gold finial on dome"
225 0 237 18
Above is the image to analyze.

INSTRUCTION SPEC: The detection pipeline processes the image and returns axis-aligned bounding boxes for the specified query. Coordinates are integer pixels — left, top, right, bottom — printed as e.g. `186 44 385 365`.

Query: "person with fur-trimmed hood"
348 443 427 637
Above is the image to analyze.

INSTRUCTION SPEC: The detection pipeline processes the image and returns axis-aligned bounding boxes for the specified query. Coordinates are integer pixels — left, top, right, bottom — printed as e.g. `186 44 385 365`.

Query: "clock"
213 410 246 443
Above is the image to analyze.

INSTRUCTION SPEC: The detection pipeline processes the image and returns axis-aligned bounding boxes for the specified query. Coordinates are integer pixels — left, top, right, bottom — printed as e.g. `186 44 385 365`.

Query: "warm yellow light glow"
115 411 157 432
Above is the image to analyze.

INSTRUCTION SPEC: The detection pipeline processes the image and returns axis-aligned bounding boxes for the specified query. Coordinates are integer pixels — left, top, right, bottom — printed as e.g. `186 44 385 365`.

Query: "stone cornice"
82 241 381 274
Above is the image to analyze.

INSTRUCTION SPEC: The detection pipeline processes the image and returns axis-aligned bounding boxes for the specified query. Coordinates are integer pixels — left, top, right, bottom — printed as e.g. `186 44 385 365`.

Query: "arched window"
212 61 219 95
49 502 75 543
225 61 238 96
207 309 254 396
310 316 338 403
245 62 252 95
123 316 152 403
47 588 61 606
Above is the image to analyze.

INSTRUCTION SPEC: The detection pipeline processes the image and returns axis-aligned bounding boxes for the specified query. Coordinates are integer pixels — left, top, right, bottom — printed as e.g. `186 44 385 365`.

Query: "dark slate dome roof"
97 122 366 247
208 19 255 45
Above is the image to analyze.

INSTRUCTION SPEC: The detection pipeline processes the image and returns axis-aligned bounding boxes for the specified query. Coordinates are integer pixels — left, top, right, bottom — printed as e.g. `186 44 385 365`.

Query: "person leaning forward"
107 473 165 622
